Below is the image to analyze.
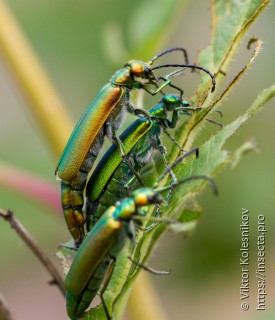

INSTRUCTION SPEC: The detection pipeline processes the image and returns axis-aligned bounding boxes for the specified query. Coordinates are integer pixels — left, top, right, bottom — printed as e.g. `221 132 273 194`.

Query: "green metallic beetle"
85 94 200 231
55 48 216 245
65 170 218 319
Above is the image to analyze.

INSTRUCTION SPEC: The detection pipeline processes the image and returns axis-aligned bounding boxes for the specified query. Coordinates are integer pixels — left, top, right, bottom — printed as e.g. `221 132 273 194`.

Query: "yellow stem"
0 0 73 158
127 273 167 320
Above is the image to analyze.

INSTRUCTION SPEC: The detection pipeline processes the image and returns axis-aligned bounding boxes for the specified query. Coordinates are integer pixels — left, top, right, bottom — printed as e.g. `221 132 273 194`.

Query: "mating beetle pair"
56 47 216 246
57 48 217 319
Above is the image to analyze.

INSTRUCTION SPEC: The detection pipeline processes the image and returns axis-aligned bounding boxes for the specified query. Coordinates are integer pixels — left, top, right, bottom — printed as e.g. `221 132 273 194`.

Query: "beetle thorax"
111 60 156 89
115 198 136 221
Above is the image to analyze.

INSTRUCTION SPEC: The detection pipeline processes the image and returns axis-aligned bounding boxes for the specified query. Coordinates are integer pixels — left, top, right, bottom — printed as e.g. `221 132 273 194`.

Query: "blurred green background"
0 1 274 319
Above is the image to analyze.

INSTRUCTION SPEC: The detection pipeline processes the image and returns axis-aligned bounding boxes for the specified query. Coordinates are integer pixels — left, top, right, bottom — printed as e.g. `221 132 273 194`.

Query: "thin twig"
0 292 16 320
0 208 65 296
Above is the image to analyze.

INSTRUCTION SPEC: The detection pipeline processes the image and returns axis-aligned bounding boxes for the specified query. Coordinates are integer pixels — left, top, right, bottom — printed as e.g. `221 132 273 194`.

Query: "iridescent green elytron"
65 173 218 320
56 48 216 245
85 94 198 231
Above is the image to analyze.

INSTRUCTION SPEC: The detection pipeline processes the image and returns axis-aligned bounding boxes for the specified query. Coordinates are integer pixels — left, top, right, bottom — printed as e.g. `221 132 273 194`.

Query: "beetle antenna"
149 47 189 65
154 147 199 186
156 68 187 96
152 64 216 92
154 175 218 197
150 145 218 196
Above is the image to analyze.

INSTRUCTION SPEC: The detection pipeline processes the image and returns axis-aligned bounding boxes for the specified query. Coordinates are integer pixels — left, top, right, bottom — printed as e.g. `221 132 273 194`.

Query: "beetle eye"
163 95 170 103
144 67 149 76
144 66 153 79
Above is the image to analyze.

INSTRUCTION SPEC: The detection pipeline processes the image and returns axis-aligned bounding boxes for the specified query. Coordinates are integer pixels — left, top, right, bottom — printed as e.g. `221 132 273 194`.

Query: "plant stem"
0 208 65 296
127 273 167 320
0 0 73 157
0 293 16 320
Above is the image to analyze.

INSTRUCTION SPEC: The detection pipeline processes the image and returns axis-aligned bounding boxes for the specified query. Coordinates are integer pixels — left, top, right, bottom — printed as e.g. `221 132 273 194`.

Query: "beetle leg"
128 256 170 276
99 258 116 320
109 123 146 188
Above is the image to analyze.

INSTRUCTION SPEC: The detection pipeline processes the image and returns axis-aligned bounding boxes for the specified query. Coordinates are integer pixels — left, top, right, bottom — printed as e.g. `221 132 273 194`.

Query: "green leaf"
56 240 77 276
176 195 202 223
198 0 270 91
172 37 262 159
169 84 275 216
82 305 105 320
230 138 258 169
168 220 197 235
